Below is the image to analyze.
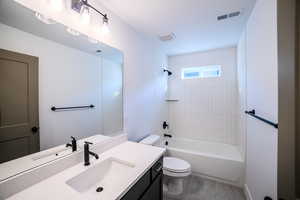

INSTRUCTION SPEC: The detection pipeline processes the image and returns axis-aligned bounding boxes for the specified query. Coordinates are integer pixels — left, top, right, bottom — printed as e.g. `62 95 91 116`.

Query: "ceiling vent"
159 33 176 42
217 11 241 21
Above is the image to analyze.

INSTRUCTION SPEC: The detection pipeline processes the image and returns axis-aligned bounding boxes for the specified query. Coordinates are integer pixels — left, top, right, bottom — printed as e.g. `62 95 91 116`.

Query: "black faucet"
66 136 77 152
84 141 99 166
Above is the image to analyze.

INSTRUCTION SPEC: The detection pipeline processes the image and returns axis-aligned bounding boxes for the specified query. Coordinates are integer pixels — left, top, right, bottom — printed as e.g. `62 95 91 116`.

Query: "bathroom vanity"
0 1 166 199
1 138 165 200
121 157 163 200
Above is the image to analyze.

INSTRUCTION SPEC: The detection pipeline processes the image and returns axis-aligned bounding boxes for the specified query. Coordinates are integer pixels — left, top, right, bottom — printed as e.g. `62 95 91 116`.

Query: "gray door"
0 49 39 163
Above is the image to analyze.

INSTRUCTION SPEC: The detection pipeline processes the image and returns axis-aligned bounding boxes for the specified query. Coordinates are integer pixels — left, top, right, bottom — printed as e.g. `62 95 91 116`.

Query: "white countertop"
6 141 165 200
0 135 110 182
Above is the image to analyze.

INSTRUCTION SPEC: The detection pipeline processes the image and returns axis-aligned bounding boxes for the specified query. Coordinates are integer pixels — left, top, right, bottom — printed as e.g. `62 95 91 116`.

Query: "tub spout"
164 134 172 138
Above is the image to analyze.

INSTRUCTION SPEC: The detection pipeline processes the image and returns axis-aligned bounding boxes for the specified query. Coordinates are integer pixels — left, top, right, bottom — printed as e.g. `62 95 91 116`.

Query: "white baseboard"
191 172 242 188
244 184 253 200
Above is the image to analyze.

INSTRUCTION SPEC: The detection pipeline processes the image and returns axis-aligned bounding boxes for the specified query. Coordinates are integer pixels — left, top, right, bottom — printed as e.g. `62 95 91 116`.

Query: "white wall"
167 47 239 145
237 32 247 159
0 23 102 150
13 0 168 142
239 0 278 199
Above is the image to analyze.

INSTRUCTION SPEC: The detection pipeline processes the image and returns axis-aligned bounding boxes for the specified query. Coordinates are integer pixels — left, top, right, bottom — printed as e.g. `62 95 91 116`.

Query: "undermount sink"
66 157 135 194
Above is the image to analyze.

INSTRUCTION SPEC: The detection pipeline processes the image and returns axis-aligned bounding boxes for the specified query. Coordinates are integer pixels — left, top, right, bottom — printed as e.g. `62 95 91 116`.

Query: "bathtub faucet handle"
163 121 169 129
164 134 172 138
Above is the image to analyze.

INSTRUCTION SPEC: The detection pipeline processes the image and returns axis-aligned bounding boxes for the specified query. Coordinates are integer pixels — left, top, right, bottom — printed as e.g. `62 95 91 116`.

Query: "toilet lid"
163 157 191 173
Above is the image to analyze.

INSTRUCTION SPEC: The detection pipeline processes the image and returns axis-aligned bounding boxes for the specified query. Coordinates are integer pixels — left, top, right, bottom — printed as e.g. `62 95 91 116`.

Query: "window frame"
181 65 222 80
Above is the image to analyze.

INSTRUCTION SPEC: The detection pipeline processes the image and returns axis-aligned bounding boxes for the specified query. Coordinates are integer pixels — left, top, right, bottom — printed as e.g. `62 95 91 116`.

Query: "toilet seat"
163 157 191 177
163 169 191 177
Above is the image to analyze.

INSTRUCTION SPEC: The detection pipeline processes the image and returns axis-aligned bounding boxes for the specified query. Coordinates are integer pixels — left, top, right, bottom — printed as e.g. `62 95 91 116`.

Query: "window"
181 65 221 79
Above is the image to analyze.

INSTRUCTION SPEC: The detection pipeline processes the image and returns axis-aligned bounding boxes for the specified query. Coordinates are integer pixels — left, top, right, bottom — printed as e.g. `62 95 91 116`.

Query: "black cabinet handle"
155 163 163 172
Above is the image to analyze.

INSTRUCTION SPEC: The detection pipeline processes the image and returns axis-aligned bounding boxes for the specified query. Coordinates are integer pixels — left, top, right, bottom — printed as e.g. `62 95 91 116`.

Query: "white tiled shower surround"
167 47 239 146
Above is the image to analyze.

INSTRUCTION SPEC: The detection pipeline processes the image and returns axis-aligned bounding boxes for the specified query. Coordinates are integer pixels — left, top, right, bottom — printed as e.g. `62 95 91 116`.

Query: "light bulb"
100 15 109 35
80 5 90 25
49 0 64 12
35 12 56 24
101 22 109 35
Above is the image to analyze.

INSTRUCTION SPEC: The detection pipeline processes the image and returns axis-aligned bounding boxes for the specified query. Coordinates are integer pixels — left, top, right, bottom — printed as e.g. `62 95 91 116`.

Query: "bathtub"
155 137 244 186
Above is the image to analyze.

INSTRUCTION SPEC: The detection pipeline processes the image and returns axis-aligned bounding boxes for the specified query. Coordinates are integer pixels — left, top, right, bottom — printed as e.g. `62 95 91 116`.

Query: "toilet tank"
139 135 160 145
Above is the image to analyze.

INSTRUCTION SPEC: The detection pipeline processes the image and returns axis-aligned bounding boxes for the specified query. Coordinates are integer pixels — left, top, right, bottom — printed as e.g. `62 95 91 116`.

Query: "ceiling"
99 0 256 55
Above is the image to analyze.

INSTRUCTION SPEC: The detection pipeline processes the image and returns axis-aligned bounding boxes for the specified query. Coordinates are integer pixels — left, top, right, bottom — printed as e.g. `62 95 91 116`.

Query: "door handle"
31 126 39 134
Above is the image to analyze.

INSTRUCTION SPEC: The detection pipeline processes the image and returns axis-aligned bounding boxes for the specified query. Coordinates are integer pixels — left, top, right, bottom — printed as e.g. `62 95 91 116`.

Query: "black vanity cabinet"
121 157 163 200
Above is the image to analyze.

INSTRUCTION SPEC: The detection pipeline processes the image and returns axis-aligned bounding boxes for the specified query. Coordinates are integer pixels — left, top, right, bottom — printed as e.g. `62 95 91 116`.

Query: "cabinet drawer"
140 172 162 200
120 170 151 200
151 157 163 181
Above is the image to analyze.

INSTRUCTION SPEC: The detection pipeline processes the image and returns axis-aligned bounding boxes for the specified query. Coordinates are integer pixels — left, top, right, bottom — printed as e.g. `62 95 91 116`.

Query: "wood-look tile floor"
163 175 245 200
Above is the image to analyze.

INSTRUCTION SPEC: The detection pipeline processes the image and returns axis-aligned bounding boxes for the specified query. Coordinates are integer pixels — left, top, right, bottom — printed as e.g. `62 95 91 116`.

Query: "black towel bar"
51 104 95 111
245 109 278 129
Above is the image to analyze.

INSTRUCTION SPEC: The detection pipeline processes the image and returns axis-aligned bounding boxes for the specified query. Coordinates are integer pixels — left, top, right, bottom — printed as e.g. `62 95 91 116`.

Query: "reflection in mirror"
0 0 123 181
102 57 123 135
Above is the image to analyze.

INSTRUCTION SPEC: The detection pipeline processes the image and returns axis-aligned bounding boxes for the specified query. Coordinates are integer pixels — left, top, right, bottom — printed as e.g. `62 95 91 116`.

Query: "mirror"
0 0 123 181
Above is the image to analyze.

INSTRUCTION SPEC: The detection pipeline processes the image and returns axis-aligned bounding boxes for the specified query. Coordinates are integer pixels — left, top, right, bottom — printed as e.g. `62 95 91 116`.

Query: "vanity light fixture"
35 12 56 24
49 0 65 12
66 27 80 36
72 0 109 33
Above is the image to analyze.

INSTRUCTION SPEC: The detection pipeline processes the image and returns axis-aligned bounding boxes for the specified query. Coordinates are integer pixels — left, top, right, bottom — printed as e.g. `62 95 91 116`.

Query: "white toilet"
139 135 191 196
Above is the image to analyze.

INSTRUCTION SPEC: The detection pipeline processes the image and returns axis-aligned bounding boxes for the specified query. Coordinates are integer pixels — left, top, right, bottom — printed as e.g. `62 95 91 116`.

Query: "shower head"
163 69 172 76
